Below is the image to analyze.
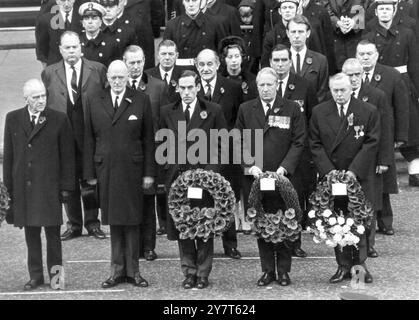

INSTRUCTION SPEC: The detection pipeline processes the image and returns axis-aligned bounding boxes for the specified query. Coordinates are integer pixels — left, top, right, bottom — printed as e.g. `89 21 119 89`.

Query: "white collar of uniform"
159 66 174 82
336 99 351 116
64 59 82 73
201 76 217 91
86 30 100 40
60 9 73 22
111 89 126 105
182 98 198 114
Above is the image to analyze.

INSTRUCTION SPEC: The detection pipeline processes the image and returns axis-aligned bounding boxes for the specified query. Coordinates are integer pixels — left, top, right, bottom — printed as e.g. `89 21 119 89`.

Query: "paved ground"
1 31 419 301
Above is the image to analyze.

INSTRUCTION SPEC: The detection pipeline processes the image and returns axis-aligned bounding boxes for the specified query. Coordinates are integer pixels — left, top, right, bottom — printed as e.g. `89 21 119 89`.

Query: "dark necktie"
339 104 345 120
352 91 356 98
65 12 71 30
131 79 137 90
185 104 191 124
204 82 211 101
296 53 301 74
265 103 271 120
114 95 119 110
70 65 78 104
279 81 283 97
164 73 168 84
31 115 36 129
364 72 370 84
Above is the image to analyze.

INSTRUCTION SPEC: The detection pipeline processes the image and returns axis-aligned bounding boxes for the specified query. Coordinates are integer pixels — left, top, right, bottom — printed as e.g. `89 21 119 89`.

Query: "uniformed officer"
98 0 138 63
362 0 419 188
78 2 113 67
238 0 259 74
163 0 226 69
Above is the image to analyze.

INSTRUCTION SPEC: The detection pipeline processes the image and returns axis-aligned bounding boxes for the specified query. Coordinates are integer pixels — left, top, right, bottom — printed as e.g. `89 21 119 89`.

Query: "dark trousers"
222 223 238 252
257 239 292 276
178 238 214 278
24 226 62 281
139 194 157 253
334 234 368 271
156 192 167 230
377 193 393 230
367 210 377 248
110 225 140 278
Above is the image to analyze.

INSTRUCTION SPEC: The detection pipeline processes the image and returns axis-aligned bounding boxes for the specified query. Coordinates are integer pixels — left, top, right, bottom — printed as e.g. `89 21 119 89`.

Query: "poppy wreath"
307 170 374 249
246 172 302 243
0 180 11 226
168 169 236 242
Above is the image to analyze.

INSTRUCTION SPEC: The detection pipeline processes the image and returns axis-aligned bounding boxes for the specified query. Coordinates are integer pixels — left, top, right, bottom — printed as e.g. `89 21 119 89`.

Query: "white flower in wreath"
334 225 343 234
356 225 365 234
337 216 345 225
322 209 332 217
313 236 321 244
326 239 336 247
333 233 342 242
342 225 351 233
308 210 316 218
319 232 327 240
315 219 322 227
353 235 360 244
346 218 354 226
328 217 337 225
317 225 325 232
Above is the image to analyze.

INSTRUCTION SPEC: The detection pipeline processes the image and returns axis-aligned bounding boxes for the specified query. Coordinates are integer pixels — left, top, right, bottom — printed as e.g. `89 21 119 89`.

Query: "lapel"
300 50 313 77
358 84 370 102
187 99 208 131
102 91 116 120
112 89 134 124
168 100 187 130
370 65 382 88
325 100 343 136
81 59 91 90
28 109 48 142
211 76 223 103
252 99 267 132
284 73 296 100
332 98 356 151
19 107 32 138
55 62 68 92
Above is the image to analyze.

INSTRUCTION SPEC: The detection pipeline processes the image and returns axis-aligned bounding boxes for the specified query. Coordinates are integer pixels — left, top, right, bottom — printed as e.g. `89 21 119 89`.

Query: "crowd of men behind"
3 0 419 291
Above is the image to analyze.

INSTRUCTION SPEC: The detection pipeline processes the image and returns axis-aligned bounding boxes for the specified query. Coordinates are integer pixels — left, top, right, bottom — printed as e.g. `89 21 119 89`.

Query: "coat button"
182 34 186 38
202 32 206 35
28 143 32 148
27 181 31 187
28 162 32 168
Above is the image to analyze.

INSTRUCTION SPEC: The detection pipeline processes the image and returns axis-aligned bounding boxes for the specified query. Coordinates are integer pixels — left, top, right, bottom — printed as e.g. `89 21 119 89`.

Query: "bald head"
107 60 129 94
23 79 47 113
196 49 220 82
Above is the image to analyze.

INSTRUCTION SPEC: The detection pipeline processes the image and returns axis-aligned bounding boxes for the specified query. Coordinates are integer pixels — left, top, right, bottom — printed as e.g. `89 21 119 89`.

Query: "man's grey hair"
256 67 279 84
329 73 351 87
23 79 45 98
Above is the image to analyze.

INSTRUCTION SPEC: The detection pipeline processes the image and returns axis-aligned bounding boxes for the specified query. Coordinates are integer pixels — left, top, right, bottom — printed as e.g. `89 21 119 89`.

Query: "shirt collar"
290 46 307 60
111 89 126 103
60 9 73 21
28 108 41 119
159 66 173 81
202 76 217 90
182 98 198 113
352 87 361 99
336 99 351 115
64 58 82 72
364 67 375 80
261 98 276 110
278 73 290 87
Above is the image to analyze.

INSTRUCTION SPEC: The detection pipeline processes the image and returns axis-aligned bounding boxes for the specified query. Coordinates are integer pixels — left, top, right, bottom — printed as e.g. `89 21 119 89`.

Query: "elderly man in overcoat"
3 79 75 290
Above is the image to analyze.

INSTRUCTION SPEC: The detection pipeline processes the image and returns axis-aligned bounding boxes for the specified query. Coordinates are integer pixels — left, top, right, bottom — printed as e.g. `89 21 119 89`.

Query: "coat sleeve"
142 95 157 177
2 113 14 196
317 56 329 103
319 7 338 74
280 104 306 175
376 93 393 166
83 97 96 180
58 115 76 191
392 71 409 143
309 107 336 176
252 0 265 58
261 29 274 68
150 0 165 37
35 14 49 63
348 107 381 180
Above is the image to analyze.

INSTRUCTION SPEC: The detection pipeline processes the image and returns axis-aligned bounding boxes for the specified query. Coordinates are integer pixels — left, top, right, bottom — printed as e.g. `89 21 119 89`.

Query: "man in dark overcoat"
124 45 169 261
309 73 380 284
235 67 306 286
42 31 107 240
158 70 228 289
83 60 155 288
3 79 75 290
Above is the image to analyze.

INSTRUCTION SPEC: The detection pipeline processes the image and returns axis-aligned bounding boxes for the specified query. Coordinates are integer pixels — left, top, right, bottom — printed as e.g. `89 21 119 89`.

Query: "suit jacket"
291 49 329 104
309 97 381 206
3 107 75 227
145 65 182 103
83 88 155 225
41 58 107 150
35 9 83 65
158 98 228 240
198 75 243 130
235 95 306 175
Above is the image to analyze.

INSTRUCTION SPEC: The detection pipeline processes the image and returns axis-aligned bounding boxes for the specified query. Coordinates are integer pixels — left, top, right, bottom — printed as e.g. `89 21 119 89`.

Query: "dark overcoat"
3 107 75 227
83 88 155 225
309 98 381 207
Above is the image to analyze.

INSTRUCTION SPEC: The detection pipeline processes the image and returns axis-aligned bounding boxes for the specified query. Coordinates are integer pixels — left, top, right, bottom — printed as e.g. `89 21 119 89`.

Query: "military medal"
273 108 280 113
354 125 365 139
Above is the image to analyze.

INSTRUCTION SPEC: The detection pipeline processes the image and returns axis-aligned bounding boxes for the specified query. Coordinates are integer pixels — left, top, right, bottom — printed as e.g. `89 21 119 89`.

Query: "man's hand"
143 176 154 189
249 166 263 178
276 166 287 176
87 179 97 185
376 165 389 174
346 170 357 179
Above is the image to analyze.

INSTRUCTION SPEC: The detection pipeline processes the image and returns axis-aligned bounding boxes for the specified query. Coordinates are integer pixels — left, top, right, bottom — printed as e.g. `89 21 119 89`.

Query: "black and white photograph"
0 0 419 307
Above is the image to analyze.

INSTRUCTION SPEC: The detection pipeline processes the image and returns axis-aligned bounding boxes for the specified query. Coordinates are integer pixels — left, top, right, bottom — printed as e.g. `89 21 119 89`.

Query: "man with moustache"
309 73 379 284
342 58 393 258
3 79 75 290
123 45 168 260
84 61 155 288
235 67 306 286
146 40 183 104
196 49 244 259
159 70 227 289
42 31 107 240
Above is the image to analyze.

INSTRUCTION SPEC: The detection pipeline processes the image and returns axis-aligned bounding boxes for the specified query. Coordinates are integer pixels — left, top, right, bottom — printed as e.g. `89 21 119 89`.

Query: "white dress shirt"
278 73 290 98
60 9 73 23
201 76 217 96
261 98 276 116
111 89 126 108
182 98 197 118
351 87 361 99
336 99 351 117
291 46 307 72
65 59 82 104
363 67 375 83
159 66 174 85
28 109 40 125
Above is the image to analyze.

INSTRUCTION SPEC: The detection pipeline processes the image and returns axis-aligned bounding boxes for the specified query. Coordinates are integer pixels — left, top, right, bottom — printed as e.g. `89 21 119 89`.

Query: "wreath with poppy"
246 172 302 243
168 169 236 241
307 171 373 248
